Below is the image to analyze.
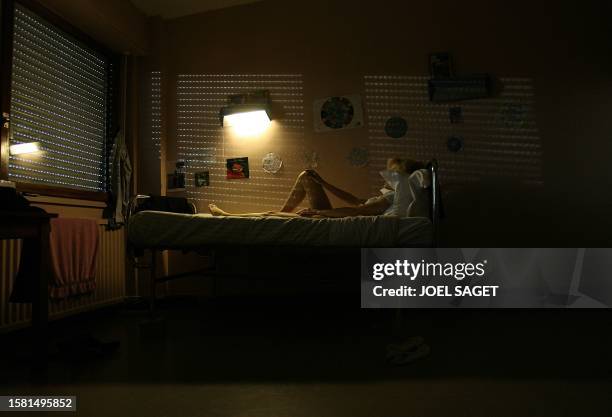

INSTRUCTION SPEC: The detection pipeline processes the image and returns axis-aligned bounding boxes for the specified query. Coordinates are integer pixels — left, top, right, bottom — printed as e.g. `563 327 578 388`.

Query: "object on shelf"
428 74 492 102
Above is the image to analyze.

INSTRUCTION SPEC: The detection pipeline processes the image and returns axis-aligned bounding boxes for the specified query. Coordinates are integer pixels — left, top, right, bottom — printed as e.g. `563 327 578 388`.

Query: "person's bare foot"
208 204 229 216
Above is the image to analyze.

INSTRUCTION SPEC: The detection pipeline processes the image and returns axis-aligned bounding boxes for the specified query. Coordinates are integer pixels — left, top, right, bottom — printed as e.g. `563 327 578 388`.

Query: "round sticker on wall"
262 152 283 174
347 147 369 167
384 117 408 138
447 136 464 153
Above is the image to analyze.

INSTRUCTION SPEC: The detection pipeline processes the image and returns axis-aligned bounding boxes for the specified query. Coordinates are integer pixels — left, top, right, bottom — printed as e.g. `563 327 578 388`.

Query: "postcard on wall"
195 171 210 187
429 52 453 79
226 157 249 179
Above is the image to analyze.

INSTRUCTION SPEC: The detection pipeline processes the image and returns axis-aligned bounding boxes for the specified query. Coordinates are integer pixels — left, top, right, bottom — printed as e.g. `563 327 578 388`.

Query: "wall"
147 0 612 246
36 0 149 54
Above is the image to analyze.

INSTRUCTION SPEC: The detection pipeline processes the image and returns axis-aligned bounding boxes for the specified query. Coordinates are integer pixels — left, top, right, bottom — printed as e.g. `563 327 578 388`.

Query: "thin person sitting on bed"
208 157 425 218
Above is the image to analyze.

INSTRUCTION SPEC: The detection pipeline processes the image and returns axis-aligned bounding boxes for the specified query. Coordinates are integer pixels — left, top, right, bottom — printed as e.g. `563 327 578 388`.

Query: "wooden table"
0 210 57 340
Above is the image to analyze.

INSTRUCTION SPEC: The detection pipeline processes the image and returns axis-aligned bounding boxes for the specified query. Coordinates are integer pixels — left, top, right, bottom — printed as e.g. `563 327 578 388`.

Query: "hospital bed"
127 160 441 312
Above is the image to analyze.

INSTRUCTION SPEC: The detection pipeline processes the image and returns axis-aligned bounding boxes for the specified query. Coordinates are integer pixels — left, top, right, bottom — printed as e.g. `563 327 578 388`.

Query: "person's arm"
306 170 366 206
298 197 390 218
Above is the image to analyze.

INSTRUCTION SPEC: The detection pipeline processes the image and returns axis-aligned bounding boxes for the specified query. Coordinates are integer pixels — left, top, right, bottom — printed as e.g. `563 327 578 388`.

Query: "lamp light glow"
223 110 271 136
9 142 41 155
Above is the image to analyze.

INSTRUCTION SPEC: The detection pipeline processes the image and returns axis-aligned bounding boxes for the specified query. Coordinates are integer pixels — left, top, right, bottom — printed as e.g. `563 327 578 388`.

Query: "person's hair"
387 157 425 174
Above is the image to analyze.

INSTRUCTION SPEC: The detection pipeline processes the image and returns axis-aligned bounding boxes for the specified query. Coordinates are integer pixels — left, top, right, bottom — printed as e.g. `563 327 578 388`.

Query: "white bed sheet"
128 211 433 249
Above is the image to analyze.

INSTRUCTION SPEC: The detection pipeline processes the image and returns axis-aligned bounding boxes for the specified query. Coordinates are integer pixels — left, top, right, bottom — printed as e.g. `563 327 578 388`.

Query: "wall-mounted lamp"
9 142 41 155
219 90 271 136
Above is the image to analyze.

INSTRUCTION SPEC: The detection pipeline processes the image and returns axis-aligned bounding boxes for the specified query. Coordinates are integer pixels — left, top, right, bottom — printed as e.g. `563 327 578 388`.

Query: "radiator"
0 225 126 332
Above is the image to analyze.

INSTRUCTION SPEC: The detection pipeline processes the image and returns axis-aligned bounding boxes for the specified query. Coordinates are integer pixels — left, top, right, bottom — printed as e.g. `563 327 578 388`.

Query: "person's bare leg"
208 171 331 217
208 204 298 217
280 171 331 212
279 172 307 212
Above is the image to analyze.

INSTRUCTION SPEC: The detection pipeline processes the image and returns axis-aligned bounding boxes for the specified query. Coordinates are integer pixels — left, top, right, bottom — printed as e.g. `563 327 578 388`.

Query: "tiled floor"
1 295 611 416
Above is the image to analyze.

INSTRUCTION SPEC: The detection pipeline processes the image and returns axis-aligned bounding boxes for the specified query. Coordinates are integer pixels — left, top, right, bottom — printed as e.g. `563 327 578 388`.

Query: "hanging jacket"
106 131 132 228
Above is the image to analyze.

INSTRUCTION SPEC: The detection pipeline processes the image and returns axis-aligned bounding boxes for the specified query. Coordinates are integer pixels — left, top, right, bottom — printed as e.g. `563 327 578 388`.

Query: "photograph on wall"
226 157 249 179
194 171 210 187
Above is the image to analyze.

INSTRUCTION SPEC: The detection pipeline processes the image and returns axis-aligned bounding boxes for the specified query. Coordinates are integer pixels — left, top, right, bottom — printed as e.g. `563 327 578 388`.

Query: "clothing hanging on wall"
106 130 132 229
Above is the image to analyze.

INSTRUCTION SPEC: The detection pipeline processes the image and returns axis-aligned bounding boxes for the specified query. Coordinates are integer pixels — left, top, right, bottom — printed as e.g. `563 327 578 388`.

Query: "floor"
1 294 611 417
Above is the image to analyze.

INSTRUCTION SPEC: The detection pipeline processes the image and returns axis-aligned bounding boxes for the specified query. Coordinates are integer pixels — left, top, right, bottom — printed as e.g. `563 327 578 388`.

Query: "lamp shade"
9 142 41 155
219 90 272 135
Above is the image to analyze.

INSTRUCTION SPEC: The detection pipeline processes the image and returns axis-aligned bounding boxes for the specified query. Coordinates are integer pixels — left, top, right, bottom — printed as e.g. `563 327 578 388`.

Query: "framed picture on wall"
195 171 210 187
226 157 249 179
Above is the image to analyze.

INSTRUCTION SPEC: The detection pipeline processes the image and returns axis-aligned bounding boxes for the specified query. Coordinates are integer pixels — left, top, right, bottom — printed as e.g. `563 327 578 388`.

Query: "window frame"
0 0 120 202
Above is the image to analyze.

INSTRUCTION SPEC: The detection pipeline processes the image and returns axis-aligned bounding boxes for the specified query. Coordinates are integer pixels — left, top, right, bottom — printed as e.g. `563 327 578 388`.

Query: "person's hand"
297 208 320 217
305 170 325 185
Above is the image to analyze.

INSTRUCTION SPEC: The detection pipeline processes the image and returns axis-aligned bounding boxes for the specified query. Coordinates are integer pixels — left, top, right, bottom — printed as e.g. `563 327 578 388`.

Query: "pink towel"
49 218 99 299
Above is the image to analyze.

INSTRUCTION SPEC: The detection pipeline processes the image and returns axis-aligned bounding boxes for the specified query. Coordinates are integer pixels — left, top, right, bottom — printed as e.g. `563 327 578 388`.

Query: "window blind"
8 4 110 192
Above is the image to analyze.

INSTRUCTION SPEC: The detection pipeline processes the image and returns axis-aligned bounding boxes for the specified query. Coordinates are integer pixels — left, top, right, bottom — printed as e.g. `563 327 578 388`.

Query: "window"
0 1 118 199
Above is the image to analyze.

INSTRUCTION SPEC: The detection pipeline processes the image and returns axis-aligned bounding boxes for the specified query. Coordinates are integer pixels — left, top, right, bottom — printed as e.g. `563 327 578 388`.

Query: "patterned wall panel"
176 74 304 210
364 75 542 195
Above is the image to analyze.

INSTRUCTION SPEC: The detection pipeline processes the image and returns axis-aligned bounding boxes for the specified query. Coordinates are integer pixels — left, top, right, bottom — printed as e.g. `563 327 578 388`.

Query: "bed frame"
127 160 442 313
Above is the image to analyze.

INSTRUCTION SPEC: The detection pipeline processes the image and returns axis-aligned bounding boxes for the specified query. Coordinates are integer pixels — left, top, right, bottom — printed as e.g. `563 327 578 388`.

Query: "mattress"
128 211 433 249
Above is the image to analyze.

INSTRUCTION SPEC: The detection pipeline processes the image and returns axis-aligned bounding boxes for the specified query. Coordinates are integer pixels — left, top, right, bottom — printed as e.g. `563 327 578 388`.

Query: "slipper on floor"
387 343 431 366
386 336 425 354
